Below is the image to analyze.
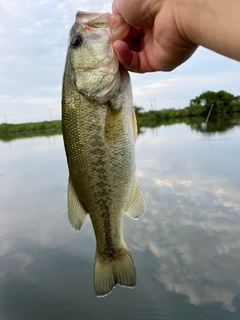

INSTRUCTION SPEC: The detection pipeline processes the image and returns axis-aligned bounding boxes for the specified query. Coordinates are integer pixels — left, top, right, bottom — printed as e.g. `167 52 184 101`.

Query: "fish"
61 11 145 297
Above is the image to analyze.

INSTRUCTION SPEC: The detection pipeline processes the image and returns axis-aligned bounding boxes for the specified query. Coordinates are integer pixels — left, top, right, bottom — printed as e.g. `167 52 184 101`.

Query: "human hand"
112 0 198 73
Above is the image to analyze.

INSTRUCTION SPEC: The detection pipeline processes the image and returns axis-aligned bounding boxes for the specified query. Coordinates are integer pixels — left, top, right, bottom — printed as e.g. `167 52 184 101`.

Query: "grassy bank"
135 106 240 128
1 109 240 137
1 111 240 142
135 90 240 128
0 120 62 135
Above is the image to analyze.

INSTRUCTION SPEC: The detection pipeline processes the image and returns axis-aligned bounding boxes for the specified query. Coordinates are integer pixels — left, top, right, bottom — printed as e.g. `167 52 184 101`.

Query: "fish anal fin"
125 181 145 220
94 245 136 297
68 176 87 231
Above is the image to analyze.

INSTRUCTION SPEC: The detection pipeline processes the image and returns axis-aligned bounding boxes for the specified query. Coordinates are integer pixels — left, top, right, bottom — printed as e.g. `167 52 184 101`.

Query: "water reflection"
133 124 240 314
191 112 240 135
1 120 240 319
0 129 62 143
132 175 240 312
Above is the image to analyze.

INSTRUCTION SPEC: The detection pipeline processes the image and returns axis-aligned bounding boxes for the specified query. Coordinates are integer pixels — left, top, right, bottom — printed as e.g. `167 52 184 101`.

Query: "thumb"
112 0 120 14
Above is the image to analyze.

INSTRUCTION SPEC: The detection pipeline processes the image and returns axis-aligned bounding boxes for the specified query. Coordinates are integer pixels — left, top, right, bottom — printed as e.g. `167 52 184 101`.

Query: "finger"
112 0 157 27
112 0 120 14
121 27 144 51
113 40 154 73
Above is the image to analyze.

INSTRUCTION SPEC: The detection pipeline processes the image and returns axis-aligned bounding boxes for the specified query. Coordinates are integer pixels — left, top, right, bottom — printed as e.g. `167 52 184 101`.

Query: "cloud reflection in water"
128 125 240 312
1 125 240 318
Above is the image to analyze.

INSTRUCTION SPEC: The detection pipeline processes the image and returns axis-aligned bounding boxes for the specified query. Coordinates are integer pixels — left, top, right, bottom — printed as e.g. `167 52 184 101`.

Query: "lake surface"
1 120 240 320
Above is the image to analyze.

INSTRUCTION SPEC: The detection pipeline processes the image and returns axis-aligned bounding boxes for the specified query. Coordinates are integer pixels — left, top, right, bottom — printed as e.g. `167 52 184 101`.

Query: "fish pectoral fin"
132 109 138 141
125 180 146 220
68 176 87 231
108 95 123 110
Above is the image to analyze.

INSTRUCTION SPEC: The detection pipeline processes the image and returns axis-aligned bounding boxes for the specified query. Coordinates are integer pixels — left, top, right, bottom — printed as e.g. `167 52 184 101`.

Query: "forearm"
174 0 240 61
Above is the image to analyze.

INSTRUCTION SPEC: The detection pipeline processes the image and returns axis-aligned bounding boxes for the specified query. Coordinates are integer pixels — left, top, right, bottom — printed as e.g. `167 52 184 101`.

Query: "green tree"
190 90 240 114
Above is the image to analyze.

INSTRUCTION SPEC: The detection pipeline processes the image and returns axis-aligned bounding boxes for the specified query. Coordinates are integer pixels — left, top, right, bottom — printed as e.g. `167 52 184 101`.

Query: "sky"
0 0 240 124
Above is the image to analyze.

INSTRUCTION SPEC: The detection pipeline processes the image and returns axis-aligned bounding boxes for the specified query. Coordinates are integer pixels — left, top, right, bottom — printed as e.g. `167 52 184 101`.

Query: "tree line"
135 90 240 127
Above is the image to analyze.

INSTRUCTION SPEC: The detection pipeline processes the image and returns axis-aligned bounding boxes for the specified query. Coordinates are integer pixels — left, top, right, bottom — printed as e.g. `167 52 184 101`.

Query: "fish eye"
70 34 83 48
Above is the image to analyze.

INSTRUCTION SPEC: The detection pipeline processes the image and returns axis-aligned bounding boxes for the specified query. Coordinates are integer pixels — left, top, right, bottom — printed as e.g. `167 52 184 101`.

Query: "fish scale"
62 11 145 297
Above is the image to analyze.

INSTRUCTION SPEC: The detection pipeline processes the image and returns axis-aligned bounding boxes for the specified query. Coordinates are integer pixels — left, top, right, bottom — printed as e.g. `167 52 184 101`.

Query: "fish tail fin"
94 244 136 297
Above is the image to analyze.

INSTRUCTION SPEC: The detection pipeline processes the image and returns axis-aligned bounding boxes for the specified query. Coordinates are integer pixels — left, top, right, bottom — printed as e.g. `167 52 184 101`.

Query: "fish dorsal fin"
68 176 87 230
132 109 138 141
125 181 145 220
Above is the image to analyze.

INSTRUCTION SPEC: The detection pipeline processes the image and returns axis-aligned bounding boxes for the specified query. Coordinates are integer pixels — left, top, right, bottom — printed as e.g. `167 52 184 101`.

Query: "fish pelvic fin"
125 180 146 220
94 245 136 297
68 176 87 230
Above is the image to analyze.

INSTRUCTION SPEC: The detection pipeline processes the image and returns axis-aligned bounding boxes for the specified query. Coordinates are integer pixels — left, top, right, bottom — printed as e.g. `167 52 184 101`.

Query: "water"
1 120 240 320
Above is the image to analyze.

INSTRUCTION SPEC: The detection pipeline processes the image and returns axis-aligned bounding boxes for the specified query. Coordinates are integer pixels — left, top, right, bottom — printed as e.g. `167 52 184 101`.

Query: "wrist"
173 0 203 45
173 0 240 61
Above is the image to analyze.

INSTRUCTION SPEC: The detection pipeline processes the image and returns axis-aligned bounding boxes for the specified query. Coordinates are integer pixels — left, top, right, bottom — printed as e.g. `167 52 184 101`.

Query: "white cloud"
0 0 23 15
0 1 240 123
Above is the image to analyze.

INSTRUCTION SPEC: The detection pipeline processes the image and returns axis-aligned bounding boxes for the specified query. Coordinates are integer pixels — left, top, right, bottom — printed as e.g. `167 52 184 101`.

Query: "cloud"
0 0 24 15
0 0 240 124
131 65 240 109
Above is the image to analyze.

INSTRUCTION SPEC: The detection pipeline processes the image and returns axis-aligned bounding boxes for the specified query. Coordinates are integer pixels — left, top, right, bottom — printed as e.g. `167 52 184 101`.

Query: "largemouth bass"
62 11 145 297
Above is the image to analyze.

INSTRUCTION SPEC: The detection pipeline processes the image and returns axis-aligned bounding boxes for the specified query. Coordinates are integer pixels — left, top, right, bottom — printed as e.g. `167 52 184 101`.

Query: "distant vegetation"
0 90 240 140
0 120 62 135
135 90 240 128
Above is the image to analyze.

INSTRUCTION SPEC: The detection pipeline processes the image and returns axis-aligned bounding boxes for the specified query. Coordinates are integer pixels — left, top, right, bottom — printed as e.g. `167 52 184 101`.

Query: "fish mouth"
76 11 130 42
70 11 129 103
